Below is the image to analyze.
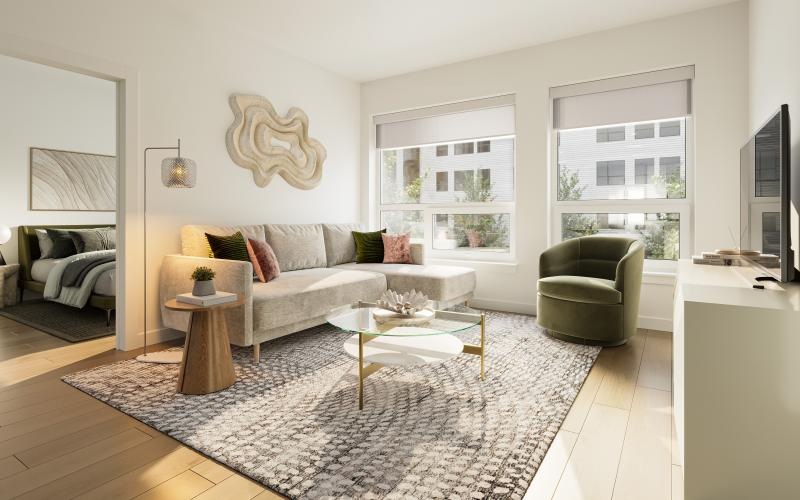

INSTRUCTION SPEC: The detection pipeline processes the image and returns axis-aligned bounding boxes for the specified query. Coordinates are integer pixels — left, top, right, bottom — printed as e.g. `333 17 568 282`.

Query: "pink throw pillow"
382 233 412 264
246 238 281 282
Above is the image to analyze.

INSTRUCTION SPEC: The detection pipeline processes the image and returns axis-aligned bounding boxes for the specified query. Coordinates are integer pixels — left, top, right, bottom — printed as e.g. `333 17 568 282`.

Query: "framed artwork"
30 147 117 211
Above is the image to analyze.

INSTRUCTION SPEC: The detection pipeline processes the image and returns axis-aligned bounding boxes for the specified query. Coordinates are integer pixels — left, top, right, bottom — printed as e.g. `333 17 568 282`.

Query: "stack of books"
692 252 746 266
176 291 237 306
691 251 780 268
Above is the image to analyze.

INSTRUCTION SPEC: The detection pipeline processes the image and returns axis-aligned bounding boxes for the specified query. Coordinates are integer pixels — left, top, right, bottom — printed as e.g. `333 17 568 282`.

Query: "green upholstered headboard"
17 224 116 283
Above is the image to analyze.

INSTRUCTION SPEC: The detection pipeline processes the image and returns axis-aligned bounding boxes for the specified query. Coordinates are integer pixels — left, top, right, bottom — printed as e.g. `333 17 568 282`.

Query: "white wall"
0 1 361 342
0 54 116 264
749 0 800 271
361 2 750 330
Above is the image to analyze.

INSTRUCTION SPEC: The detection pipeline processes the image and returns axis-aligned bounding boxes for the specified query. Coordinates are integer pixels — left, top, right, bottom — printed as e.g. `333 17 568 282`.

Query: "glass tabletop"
326 302 482 337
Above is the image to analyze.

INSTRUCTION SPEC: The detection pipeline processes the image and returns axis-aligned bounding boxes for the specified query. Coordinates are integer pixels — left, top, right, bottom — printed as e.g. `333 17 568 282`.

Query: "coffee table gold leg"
480 313 486 381
358 332 364 410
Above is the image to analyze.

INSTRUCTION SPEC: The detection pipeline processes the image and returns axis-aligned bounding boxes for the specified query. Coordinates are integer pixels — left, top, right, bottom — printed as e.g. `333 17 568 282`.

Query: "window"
454 170 474 191
560 213 680 260
435 171 448 192
551 67 693 268
375 96 515 258
596 160 626 186
659 120 681 137
596 126 625 142
635 158 655 184
454 142 474 155
762 212 780 255
635 123 654 139
478 168 491 187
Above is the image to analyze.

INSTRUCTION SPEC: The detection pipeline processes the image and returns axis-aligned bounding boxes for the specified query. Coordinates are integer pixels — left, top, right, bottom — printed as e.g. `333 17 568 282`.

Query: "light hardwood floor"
0 315 678 499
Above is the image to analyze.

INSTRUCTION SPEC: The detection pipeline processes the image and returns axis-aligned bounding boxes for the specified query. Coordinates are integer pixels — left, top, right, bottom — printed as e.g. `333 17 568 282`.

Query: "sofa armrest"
410 242 425 265
159 255 255 347
539 239 580 279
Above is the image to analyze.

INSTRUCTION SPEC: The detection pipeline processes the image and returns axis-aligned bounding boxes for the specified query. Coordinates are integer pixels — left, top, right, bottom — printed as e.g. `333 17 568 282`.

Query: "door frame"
0 31 141 351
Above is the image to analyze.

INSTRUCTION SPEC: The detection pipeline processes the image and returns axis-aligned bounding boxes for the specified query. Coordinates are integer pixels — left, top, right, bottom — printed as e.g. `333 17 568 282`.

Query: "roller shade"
551 66 694 130
375 95 515 149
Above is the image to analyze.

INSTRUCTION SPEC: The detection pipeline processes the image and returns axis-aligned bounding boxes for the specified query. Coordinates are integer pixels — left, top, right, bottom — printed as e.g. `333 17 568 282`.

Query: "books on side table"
176 291 237 306
692 251 779 268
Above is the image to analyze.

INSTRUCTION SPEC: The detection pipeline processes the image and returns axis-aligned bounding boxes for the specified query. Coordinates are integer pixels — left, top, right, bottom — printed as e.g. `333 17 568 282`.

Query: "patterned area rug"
0 299 114 342
62 311 599 499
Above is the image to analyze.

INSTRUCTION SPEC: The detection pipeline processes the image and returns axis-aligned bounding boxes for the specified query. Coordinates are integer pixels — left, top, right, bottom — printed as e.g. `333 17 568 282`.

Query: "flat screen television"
740 104 798 282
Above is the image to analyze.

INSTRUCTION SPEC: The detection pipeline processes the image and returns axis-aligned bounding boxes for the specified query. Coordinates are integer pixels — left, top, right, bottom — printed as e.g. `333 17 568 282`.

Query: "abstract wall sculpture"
226 94 327 189
30 148 116 211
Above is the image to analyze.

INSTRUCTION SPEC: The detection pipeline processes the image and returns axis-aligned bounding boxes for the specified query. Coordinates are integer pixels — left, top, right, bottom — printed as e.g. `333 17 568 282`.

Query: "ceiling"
186 0 737 82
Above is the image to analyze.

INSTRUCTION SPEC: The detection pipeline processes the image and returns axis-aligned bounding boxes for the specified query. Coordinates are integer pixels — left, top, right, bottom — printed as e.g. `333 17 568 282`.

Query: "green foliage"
638 216 680 260
458 173 494 203
191 266 216 281
451 173 508 249
558 167 584 201
383 211 423 238
404 174 425 203
558 167 598 239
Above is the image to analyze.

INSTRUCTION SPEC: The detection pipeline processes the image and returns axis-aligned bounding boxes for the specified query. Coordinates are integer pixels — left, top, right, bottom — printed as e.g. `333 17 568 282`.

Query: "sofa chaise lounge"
160 223 477 361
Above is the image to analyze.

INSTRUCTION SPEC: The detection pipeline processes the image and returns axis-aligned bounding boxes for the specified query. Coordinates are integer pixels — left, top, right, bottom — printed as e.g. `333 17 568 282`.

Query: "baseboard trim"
638 315 673 332
122 327 184 351
469 298 536 315
470 298 673 332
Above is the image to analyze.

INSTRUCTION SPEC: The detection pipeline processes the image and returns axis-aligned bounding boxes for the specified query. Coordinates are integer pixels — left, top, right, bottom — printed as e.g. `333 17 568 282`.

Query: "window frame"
375 134 517 263
550 118 694 273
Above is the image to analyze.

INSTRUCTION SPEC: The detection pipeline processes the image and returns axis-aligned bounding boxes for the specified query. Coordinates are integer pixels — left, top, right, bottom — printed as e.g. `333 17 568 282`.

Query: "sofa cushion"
353 229 386 263
206 231 249 262
322 223 362 267
538 275 622 304
264 224 327 271
333 263 476 303
252 268 386 332
182 224 267 257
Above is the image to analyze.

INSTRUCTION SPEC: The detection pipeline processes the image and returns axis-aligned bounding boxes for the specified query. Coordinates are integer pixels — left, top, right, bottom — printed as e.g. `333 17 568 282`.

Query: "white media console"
673 259 800 499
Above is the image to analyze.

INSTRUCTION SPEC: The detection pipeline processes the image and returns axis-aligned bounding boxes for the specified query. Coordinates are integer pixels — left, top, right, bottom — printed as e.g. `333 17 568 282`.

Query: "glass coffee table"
326 301 485 409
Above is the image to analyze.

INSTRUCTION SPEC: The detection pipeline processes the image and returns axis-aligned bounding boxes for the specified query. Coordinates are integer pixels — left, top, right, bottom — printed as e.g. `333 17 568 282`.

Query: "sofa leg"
106 309 112 327
253 343 260 363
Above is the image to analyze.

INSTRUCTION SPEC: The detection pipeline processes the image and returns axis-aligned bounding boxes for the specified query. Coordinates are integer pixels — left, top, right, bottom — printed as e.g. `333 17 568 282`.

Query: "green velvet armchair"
537 236 644 346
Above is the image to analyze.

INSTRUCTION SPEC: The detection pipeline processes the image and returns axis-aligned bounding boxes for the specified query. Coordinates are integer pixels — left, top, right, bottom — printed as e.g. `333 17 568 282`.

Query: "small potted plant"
191 266 216 296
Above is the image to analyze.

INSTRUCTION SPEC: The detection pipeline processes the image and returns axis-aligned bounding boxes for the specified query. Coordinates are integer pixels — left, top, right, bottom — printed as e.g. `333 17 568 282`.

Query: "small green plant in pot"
191 266 216 297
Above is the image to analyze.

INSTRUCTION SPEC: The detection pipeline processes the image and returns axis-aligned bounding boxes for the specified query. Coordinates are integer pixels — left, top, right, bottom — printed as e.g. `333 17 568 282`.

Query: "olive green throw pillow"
205 231 250 262
352 229 387 263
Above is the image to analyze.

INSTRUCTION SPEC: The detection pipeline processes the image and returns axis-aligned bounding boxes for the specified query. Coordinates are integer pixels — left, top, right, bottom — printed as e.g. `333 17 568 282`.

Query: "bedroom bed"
18 224 116 326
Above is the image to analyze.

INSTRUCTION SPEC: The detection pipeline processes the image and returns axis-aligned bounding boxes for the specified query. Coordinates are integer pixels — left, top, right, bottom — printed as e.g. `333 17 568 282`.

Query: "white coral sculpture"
376 289 429 316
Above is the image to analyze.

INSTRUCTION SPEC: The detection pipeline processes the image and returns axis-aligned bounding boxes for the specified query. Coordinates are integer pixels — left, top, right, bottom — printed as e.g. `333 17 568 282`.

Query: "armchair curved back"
576 236 638 281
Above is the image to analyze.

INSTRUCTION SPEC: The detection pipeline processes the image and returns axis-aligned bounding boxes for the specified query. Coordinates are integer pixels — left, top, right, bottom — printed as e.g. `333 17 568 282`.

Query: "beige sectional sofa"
160 223 476 361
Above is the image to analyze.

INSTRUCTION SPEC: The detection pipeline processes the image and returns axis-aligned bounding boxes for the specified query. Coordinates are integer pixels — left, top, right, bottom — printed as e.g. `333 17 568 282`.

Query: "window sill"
426 257 519 274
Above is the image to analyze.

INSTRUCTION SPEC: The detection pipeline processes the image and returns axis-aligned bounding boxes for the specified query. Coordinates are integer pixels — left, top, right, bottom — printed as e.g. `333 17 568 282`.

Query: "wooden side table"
0 264 20 308
164 295 244 395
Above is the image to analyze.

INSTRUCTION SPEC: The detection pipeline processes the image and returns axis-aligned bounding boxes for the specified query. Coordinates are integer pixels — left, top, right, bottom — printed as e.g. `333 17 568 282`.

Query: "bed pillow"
246 238 280 283
205 231 250 262
381 233 412 264
35 229 55 259
352 229 387 263
69 228 116 253
45 229 77 258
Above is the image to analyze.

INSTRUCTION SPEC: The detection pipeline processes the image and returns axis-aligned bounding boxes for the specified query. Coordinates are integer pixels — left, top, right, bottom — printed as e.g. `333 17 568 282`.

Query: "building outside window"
477 140 491 153
436 144 449 157
454 170 474 191
596 126 625 142
550 66 693 270
659 120 681 137
635 158 655 184
454 142 474 155
436 171 448 192
596 160 626 186
635 123 655 139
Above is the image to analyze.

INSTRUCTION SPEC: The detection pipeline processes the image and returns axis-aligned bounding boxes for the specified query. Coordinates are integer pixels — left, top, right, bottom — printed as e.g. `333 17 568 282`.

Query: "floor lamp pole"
136 139 185 364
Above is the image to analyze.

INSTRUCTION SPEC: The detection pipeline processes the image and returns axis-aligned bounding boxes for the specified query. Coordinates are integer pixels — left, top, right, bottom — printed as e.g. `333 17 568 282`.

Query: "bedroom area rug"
0 300 114 342
62 310 600 499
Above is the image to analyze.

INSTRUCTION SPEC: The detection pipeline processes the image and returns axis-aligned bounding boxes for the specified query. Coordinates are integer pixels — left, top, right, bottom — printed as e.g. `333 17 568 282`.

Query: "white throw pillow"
35 229 54 259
